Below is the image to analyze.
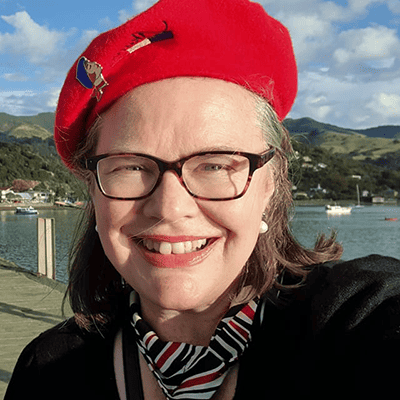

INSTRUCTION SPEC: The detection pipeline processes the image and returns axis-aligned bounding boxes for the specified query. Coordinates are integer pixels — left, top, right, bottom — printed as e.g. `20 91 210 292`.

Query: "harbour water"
291 205 400 261
0 208 81 283
0 205 399 284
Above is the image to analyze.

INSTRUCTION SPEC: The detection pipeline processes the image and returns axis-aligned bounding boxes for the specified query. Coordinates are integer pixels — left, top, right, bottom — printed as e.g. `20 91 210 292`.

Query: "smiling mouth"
134 238 212 255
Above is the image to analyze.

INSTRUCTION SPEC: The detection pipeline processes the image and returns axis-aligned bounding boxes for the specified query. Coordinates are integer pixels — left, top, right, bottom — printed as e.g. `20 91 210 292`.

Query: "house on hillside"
309 183 328 198
31 190 54 202
0 187 54 203
15 192 33 202
293 192 309 200
372 196 385 204
0 186 13 202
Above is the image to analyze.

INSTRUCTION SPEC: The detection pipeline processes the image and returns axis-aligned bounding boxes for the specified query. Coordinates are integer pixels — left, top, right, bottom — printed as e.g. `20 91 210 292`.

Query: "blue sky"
1 0 400 129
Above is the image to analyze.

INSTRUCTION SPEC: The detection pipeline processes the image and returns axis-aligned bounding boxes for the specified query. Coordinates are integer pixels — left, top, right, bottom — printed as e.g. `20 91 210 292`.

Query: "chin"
135 269 234 313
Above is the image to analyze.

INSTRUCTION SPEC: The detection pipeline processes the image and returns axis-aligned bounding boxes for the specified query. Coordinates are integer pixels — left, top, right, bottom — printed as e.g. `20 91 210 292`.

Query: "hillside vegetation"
0 112 85 199
284 117 400 162
0 112 399 201
291 140 399 200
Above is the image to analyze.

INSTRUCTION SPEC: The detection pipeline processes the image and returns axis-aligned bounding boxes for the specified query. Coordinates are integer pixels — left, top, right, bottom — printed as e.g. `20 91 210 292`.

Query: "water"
0 206 399 284
291 205 400 261
0 209 81 283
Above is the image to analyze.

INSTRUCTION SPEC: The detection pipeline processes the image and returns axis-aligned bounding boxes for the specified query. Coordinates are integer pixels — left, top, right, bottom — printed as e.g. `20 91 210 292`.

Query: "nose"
141 170 199 222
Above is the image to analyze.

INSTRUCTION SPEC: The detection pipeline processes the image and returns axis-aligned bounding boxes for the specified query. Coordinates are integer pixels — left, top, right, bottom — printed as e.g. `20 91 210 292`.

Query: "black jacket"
5 255 400 399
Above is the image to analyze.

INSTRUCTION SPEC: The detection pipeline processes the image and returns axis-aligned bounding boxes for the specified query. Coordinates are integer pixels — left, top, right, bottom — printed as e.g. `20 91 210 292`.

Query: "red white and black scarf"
127 293 259 399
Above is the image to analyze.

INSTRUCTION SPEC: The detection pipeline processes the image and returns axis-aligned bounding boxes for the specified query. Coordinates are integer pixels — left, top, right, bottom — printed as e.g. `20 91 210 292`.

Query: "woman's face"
92 78 275 313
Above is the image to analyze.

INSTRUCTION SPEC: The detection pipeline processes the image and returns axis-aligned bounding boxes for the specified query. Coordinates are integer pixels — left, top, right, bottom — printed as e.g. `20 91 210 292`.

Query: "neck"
138 287 252 347
140 296 231 346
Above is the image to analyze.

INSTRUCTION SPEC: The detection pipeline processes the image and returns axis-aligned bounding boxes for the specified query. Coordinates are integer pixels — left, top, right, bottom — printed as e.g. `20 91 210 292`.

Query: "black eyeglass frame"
82 147 276 201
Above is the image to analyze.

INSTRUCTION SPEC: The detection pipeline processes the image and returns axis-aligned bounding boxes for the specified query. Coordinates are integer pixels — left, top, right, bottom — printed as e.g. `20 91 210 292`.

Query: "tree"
55 186 66 199
12 179 40 192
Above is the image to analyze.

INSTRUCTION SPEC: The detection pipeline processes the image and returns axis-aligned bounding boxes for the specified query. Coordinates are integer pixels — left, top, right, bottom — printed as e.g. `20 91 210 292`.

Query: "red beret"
55 0 297 169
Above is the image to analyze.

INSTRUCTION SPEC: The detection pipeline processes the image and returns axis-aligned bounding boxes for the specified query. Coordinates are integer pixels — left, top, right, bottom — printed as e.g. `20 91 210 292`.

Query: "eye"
202 163 231 172
99 156 158 177
114 164 142 172
106 163 145 174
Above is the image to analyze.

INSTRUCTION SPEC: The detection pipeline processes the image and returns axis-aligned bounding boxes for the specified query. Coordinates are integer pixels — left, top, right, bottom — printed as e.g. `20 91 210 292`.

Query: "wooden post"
37 218 55 280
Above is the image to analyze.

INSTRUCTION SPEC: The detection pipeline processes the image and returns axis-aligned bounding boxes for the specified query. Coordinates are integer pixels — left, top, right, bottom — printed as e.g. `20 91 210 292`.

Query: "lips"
131 235 218 268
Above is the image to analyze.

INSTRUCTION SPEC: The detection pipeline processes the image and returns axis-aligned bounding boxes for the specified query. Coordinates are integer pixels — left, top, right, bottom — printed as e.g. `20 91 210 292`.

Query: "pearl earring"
259 220 268 234
95 225 98 233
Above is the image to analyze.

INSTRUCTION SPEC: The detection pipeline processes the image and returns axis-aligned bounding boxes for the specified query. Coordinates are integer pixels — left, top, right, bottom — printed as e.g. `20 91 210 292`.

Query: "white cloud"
366 92 400 118
0 11 101 89
0 11 67 64
280 13 333 65
348 0 378 13
45 88 61 109
0 90 35 115
0 88 61 115
318 1 348 22
293 69 400 128
2 72 28 82
334 25 400 68
387 0 400 13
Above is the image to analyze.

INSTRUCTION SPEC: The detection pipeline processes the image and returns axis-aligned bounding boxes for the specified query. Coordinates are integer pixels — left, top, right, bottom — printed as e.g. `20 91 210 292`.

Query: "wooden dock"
0 258 72 398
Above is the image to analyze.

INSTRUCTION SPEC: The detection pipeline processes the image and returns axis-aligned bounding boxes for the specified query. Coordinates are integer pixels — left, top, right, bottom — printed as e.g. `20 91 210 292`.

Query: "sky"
1 0 400 129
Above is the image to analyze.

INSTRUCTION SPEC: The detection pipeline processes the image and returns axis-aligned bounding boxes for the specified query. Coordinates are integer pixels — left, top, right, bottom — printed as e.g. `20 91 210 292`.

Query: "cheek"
92 190 137 264
202 169 273 254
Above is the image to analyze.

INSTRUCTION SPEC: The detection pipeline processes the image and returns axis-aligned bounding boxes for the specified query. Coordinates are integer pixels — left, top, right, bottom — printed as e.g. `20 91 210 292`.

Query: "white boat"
325 205 352 215
353 184 364 209
15 206 38 215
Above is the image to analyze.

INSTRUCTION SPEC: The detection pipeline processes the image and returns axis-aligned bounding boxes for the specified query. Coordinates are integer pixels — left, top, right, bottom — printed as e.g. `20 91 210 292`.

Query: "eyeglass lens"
96 154 251 200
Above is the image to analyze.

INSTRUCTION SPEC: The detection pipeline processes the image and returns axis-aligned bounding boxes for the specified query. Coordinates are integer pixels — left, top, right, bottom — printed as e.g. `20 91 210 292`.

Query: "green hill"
8 123 53 141
284 117 400 162
0 113 85 200
0 112 55 134
284 117 400 139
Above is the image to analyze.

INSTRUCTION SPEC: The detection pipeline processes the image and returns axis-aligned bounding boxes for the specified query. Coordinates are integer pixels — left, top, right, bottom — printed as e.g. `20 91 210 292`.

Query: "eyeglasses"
82 148 275 201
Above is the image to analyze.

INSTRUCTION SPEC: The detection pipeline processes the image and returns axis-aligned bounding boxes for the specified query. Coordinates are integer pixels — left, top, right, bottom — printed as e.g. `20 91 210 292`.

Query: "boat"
385 217 398 222
15 206 39 215
353 184 364 209
325 205 352 215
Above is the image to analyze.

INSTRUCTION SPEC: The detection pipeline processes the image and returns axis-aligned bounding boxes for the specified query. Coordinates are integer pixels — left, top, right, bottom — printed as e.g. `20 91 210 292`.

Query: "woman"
6 0 400 399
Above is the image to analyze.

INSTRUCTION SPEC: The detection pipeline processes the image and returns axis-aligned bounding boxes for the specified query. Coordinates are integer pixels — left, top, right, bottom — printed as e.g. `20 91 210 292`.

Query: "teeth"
184 241 192 252
172 242 185 254
140 238 209 254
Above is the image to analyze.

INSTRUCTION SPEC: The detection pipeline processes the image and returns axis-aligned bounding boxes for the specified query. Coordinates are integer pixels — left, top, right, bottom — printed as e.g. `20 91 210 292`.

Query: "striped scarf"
128 295 259 399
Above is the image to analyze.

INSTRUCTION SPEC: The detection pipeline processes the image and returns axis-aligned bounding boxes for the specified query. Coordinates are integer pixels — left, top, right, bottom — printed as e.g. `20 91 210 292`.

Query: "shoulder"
273 254 400 335
13 318 111 368
239 255 400 399
5 318 119 400
304 254 400 332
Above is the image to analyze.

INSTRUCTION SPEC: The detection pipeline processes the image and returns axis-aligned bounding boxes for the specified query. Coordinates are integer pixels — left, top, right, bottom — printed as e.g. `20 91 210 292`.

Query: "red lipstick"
133 236 219 268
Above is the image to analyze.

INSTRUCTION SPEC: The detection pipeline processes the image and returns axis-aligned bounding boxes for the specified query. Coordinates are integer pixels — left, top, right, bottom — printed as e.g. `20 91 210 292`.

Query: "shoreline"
294 199 398 207
0 257 68 293
0 203 83 211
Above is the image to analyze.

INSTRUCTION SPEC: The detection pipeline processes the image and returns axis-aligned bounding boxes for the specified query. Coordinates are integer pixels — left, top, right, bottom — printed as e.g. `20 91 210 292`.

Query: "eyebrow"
106 145 242 156
195 145 240 153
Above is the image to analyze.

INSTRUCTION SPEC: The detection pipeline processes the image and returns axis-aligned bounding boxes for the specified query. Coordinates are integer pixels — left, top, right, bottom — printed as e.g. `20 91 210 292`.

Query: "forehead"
97 77 265 156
